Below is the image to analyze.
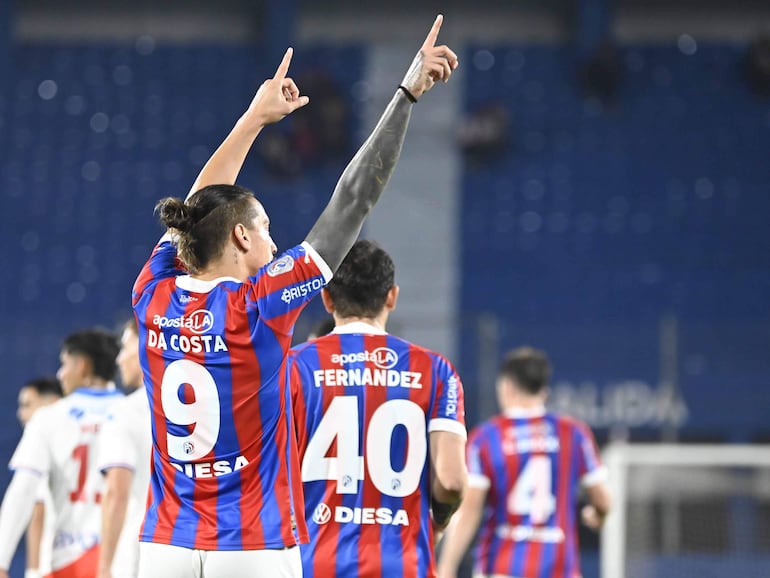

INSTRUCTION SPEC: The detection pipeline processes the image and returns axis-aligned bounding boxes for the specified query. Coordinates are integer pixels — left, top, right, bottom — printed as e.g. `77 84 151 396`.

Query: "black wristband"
431 496 459 528
398 85 418 103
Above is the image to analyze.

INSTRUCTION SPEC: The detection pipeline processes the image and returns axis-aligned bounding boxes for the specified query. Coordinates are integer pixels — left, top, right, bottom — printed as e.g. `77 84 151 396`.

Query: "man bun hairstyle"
326 240 395 319
155 184 259 273
499 346 551 396
61 328 120 383
156 197 195 233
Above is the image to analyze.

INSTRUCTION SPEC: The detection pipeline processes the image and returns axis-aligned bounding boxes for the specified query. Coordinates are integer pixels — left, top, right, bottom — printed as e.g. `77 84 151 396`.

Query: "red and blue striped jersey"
132 235 332 551
467 408 606 578
288 321 467 578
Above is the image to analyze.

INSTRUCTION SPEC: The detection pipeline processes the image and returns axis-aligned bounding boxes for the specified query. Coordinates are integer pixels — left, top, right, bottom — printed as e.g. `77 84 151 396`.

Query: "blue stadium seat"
459 44 770 434
2 43 363 395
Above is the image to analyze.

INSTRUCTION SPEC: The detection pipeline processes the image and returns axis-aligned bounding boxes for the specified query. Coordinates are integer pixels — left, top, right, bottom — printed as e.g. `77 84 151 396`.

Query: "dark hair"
499 346 551 395
155 184 259 273
61 328 120 382
325 240 395 318
22 377 63 398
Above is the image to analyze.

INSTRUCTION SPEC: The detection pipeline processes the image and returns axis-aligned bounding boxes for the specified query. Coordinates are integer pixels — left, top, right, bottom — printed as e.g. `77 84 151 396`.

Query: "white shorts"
137 542 302 578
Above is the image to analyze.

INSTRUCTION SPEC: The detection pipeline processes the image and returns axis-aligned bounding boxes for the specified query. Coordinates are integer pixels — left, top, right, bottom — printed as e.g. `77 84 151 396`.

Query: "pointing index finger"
422 14 443 49
274 47 293 80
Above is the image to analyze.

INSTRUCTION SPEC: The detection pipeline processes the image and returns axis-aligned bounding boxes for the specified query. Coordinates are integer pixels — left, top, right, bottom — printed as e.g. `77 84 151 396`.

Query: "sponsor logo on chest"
330 347 398 369
148 309 229 352
152 310 214 335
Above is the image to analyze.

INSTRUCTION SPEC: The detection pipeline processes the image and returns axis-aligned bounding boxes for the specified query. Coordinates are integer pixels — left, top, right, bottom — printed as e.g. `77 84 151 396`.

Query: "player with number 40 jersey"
288 240 468 578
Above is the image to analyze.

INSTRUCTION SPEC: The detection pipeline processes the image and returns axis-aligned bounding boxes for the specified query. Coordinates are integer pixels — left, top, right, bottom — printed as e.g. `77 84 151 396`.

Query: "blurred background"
1 0 769 576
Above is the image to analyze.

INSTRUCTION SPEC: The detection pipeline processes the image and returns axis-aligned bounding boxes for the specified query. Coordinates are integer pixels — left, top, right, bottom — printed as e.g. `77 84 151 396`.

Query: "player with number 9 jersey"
132 21 461 577
133 234 331 551
288 240 468 578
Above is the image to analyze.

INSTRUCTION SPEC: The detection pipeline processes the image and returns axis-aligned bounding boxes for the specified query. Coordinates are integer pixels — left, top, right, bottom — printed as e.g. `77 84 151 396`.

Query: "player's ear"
233 224 250 251
385 285 399 311
320 288 335 314
77 355 93 381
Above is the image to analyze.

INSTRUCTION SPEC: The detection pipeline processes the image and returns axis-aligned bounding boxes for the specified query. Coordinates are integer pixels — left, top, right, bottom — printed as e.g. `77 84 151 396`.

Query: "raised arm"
186 48 309 201
305 14 458 272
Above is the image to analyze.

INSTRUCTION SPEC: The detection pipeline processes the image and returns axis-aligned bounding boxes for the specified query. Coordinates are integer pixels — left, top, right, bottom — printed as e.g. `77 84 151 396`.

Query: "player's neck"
194 254 248 283
76 378 112 391
503 394 546 412
333 314 387 333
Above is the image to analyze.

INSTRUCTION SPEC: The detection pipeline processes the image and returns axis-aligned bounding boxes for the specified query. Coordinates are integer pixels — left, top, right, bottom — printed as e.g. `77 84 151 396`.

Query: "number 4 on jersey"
507 455 556 524
301 396 427 498
302 396 363 494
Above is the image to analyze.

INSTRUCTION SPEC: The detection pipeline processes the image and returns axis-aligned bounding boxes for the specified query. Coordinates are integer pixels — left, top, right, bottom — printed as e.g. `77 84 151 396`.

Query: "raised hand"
245 47 310 126
400 15 459 101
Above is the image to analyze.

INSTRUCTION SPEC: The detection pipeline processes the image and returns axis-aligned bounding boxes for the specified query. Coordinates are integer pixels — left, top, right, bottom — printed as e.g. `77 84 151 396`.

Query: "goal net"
601 443 770 578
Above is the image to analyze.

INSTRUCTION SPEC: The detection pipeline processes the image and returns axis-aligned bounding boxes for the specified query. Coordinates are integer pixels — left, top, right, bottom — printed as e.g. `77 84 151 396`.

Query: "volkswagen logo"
312 503 332 525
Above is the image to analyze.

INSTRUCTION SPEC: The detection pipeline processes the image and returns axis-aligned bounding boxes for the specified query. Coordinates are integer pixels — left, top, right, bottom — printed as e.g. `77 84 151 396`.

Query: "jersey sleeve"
574 421 607 487
8 412 50 477
132 233 187 305
427 355 467 439
35 477 49 503
285 350 308 449
466 427 491 490
97 407 138 473
248 242 333 335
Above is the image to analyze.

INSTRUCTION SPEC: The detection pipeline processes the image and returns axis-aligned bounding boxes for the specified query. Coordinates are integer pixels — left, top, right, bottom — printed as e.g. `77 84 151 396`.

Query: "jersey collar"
503 406 547 418
176 275 241 293
72 384 120 396
332 321 387 335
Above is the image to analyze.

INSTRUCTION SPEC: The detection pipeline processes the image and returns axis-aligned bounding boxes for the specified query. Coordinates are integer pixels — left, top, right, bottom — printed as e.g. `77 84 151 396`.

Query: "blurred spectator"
745 35 770 96
259 70 352 178
457 103 510 166
581 40 622 105
258 132 302 178
292 71 351 162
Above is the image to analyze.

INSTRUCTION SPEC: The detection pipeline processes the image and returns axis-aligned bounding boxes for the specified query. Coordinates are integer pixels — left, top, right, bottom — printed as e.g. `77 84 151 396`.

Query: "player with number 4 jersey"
438 348 611 578
288 240 468 578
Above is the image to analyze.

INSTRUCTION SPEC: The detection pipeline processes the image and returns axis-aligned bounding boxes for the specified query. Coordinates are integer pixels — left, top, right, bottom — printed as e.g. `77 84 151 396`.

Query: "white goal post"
601 443 770 578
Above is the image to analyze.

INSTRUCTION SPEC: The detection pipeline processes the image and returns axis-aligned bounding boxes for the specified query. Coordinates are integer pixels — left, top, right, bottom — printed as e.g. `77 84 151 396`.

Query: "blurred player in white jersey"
17 378 63 428
17 377 63 578
97 319 151 578
0 328 123 578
